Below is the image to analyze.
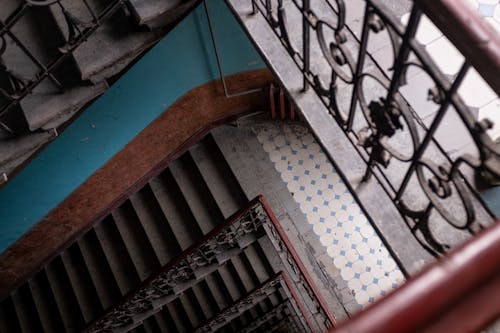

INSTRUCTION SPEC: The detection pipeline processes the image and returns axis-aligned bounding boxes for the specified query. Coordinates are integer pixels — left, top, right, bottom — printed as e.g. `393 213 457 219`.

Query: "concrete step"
77 231 122 308
11 284 44 333
189 135 248 218
129 184 182 265
60 244 103 322
93 216 141 294
111 200 162 280
149 168 204 249
44 259 85 332
169 153 225 234
28 272 66 333
126 0 197 29
21 82 108 131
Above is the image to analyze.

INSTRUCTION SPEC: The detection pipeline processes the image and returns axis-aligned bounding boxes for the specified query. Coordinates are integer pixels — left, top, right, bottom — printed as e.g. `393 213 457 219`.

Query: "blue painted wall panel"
0 1 265 253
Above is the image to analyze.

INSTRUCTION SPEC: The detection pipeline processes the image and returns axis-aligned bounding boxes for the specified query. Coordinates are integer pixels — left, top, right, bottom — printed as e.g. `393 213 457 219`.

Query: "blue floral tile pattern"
256 123 405 308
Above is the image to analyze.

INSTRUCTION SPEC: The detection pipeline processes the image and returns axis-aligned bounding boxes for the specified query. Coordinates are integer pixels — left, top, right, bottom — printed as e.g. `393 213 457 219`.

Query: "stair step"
11 285 43 333
217 262 245 302
0 131 56 168
0 296 22 333
166 299 192 333
152 311 172 333
159 307 178 333
142 315 161 333
45 259 85 332
178 290 205 329
169 154 225 234
74 12 161 83
111 200 161 279
93 216 141 294
60 244 103 323
191 281 217 320
149 169 204 249
78 230 122 308
21 82 108 131
230 253 259 293
127 0 195 29
129 184 182 265
204 271 232 312
189 135 248 218
28 272 66 333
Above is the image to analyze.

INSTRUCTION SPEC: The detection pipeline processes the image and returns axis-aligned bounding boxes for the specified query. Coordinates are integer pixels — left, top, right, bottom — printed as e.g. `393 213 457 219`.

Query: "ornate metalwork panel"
87 202 267 332
228 0 500 258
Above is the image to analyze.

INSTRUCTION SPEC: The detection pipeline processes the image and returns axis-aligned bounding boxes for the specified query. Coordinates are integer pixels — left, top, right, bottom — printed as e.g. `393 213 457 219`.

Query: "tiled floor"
256 123 405 308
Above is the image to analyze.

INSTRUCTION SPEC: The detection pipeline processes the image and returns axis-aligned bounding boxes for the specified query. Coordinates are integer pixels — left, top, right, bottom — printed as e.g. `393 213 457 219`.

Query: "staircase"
0 0 199 183
0 133 338 333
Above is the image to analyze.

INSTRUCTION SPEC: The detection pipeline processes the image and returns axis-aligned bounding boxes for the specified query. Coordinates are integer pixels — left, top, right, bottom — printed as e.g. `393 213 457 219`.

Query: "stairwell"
0 132 341 333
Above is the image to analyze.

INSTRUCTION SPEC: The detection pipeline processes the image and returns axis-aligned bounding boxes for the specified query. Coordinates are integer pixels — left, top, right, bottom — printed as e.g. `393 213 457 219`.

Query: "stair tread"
169 154 224 234
28 272 66 333
60 245 103 322
72 13 161 82
189 135 248 219
0 131 55 168
129 185 182 265
21 82 108 131
94 216 141 294
0 297 22 333
45 259 86 332
111 200 161 280
78 231 122 308
11 286 43 333
149 169 203 249
166 299 192 333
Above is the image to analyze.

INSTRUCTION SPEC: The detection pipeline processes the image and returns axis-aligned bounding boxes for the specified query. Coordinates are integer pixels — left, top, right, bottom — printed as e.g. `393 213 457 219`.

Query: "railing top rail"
415 0 500 94
329 221 500 333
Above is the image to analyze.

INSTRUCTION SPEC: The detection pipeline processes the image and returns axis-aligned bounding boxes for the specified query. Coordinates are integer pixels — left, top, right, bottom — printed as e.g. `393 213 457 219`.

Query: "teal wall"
0 1 265 253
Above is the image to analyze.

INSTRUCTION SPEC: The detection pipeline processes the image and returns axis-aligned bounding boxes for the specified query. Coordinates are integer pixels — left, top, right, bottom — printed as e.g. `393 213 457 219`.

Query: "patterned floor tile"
256 123 405 308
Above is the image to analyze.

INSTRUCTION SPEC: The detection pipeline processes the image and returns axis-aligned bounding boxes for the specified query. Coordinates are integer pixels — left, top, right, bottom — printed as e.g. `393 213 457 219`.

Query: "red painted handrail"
329 221 500 333
259 195 338 328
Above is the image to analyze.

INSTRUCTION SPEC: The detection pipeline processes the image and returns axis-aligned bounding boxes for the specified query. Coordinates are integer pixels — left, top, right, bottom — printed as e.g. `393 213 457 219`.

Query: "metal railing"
0 0 125 134
228 0 500 259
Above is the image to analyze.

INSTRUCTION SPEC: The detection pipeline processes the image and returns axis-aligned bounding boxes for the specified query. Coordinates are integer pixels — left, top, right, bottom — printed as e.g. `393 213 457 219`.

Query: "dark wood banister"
329 221 500 333
416 0 500 94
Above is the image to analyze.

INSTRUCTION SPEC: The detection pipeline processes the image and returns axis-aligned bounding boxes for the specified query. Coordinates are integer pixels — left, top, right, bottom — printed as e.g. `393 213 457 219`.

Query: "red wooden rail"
259 194 338 328
330 221 500 333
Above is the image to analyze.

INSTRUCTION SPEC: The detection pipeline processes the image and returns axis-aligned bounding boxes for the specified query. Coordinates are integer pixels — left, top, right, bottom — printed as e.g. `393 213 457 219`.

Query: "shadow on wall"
0 0 265 253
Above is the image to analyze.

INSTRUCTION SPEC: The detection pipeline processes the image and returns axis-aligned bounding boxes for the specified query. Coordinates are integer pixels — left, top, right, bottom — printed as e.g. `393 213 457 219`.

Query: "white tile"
458 68 497 108
401 14 443 45
426 37 464 75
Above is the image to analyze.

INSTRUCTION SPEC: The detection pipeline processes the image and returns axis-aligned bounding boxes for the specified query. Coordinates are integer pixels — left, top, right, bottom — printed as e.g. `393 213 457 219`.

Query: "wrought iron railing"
0 0 125 134
226 0 500 259
85 195 335 332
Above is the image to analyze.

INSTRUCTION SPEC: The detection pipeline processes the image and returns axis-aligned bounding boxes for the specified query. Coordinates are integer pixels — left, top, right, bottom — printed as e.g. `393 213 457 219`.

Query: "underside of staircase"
0 0 200 184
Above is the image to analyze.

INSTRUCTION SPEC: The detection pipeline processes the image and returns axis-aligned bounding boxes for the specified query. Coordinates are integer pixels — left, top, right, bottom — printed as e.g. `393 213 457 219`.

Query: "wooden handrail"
416 0 500 94
329 221 500 333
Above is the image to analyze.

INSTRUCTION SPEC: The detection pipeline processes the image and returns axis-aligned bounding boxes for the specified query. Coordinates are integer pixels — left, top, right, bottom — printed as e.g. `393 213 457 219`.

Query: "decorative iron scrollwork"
249 0 499 256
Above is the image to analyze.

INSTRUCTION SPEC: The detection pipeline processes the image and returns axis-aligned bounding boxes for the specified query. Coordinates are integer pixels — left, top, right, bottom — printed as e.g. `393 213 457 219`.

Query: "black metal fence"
246 0 500 257
0 0 123 134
